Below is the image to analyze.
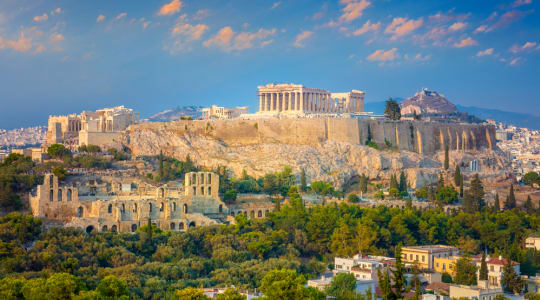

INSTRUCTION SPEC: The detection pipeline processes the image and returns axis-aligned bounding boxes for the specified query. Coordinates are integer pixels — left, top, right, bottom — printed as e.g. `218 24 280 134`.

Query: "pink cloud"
385 17 424 40
158 0 182 16
353 20 380 36
97 15 105 22
115 13 127 21
509 41 537 53
453 37 478 48
33 13 48 22
204 26 276 51
512 0 532 7
294 30 313 47
338 0 371 23
476 48 494 57
367 48 399 61
448 22 467 31
5 32 32 52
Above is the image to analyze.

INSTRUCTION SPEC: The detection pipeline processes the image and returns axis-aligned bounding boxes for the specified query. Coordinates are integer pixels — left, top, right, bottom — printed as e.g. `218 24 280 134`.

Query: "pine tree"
444 145 449 170
454 165 462 187
494 193 500 211
390 174 399 191
459 176 464 198
525 195 534 214
437 173 445 190
385 98 401 120
501 257 524 294
300 168 307 192
399 171 407 193
470 174 485 211
504 185 516 210
391 244 407 299
463 191 473 213
479 252 488 280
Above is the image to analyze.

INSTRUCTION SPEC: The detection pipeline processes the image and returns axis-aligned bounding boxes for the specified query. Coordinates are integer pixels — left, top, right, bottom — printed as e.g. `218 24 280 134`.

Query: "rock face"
122 118 506 188
401 88 458 115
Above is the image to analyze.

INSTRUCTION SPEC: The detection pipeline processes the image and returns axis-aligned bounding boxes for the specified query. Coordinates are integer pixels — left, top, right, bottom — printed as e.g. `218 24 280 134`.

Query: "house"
475 256 520 288
425 282 451 300
434 256 460 277
401 245 460 270
449 281 503 300
334 254 384 275
525 237 540 251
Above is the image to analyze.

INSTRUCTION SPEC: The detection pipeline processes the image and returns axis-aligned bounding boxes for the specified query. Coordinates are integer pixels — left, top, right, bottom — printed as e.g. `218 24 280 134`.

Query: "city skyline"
0 0 539 128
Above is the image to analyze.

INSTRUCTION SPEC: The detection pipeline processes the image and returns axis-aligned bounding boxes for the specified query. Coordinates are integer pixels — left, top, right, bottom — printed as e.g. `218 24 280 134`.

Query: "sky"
0 0 539 129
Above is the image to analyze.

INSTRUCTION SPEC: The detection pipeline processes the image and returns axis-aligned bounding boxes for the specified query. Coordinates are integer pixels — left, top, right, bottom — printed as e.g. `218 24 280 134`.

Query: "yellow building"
434 256 460 276
402 245 460 270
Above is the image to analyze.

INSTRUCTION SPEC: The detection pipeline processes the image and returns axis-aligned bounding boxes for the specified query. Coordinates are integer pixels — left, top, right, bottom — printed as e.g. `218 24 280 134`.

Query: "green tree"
385 98 401 120
300 168 307 192
501 258 524 294
523 171 539 187
215 288 247 300
359 173 368 194
444 145 450 170
505 185 517 210
399 171 407 193
175 287 211 300
52 166 68 180
470 174 485 211
259 269 308 300
454 255 478 286
96 275 129 300
347 194 360 203
479 252 488 281
494 193 501 211
47 144 71 158
524 195 535 214
390 174 399 191
454 165 462 187
45 273 81 300
459 176 464 198
223 189 237 204
325 273 357 300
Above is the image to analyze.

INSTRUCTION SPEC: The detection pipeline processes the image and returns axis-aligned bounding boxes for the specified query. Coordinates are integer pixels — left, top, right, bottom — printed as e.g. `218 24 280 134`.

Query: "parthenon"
257 83 365 114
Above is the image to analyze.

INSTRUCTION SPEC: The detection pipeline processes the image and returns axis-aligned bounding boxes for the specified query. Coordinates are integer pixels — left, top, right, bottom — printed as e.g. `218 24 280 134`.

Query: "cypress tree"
525 195 534 214
463 191 473 213
437 173 445 190
505 185 516 210
300 168 307 192
459 176 464 198
494 193 500 211
399 171 407 193
444 145 449 170
360 173 368 194
390 174 399 191
470 174 485 211
479 252 488 280
454 165 462 187
158 150 164 180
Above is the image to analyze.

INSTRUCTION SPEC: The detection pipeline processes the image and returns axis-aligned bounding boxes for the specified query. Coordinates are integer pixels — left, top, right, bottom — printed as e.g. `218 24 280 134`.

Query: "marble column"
259 94 263 112
298 92 302 111
288 92 293 111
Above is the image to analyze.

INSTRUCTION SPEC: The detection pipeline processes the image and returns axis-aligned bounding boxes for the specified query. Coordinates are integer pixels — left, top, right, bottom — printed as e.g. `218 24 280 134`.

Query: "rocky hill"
401 88 458 115
146 106 203 122
122 118 508 188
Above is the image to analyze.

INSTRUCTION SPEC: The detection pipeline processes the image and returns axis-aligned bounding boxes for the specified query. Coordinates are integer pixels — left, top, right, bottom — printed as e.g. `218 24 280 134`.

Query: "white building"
475 256 520 288
525 237 540 251
334 254 384 275
201 105 249 120
449 281 503 300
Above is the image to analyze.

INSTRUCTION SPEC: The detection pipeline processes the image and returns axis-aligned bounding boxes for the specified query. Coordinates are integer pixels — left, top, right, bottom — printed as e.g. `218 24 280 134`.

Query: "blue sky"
0 0 539 128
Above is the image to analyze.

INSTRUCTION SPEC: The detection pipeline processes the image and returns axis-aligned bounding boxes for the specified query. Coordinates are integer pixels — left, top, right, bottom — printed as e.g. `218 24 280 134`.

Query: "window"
193 187 196 195
422 255 425 262
149 203 152 212
208 187 211 195
183 204 188 214
108 204 112 213
50 189 54 202
67 189 72 201
219 204 223 213
173 202 177 211
160 202 164 212
208 174 211 184
179 222 184 230
58 189 62 201
200 186 204 195
170 223 175 230
258 210 262 218
133 203 138 213
490 266 494 271
410 254 413 260
77 207 83 217
131 224 137 232
121 204 125 213
416 255 419 261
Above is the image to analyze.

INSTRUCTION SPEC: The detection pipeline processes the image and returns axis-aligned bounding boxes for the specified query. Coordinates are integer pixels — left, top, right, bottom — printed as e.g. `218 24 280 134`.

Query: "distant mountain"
401 88 458 115
146 106 203 122
456 105 540 130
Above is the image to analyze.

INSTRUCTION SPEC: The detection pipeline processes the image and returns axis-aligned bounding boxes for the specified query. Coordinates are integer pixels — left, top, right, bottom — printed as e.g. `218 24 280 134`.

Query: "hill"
146 106 203 122
457 105 540 130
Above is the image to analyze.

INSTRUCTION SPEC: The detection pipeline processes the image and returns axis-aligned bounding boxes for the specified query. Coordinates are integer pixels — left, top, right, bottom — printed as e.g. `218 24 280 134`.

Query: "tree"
437 173 445 190
479 252 488 281
379 244 407 300
454 165 462 187
223 189 237 204
97 275 129 300
504 185 517 210
359 173 368 194
47 144 71 158
523 172 539 187
52 166 68 180
470 174 485 211
390 174 399 191
399 171 407 193
325 273 357 299
524 195 534 214
385 98 401 120
215 288 247 300
175 287 211 300
347 194 360 203
158 151 164 180
259 269 308 300
501 258 524 294
300 168 307 192
459 176 464 198
444 145 450 170
45 273 81 300
494 193 501 211
454 255 478 286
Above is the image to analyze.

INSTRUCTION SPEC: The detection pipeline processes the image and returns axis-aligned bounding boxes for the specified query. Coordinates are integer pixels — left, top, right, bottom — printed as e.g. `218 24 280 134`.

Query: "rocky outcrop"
401 88 458 115
122 118 506 188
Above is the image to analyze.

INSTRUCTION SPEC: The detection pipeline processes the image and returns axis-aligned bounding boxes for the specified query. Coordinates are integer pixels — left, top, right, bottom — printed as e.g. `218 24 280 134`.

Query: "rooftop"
402 245 458 253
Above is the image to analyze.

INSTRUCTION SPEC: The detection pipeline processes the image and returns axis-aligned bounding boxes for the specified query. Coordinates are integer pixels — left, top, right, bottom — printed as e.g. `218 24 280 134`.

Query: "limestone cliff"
401 88 458 115
122 118 506 188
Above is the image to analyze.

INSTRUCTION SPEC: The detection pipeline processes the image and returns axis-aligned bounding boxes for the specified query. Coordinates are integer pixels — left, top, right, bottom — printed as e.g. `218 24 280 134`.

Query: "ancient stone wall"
126 118 495 155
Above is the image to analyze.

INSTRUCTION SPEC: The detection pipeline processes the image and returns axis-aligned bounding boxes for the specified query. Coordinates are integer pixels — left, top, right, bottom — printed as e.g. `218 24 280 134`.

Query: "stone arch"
189 221 196 228
179 222 185 230
160 202 164 212
58 189 62 201
191 173 196 184
207 173 212 184
131 224 137 232
208 186 211 195
102 225 108 232
183 204 188 214
111 225 117 232
219 204 223 213
170 222 175 230
67 189 72 201
200 186 204 196
250 210 255 218
86 225 94 233
133 203 138 213
77 206 83 217
200 173 205 184
121 203 125 213
50 189 54 202
159 188 165 198
108 204 112 213
257 210 262 218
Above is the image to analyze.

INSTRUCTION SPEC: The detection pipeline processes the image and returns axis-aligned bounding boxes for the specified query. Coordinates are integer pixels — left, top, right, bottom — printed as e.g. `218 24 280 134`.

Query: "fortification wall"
127 118 495 155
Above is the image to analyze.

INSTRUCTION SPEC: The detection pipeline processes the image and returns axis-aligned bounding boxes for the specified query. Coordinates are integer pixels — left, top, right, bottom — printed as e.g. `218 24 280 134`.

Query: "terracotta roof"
351 267 372 272
425 282 450 294
486 257 519 266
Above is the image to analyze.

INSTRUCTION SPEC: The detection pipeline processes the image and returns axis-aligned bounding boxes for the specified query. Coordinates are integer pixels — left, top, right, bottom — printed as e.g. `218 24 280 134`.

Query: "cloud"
385 17 424 40
97 15 105 22
194 9 209 20
271 2 281 9
448 22 467 31
143 21 151 29
203 26 276 51
293 30 313 47
509 41 537 53
158 0 182 16
50 33 64 43
5 32 32 52
51 8 62 16
509 57 523 66
32 44 45 55
353 20 380 35
33 13 48 22
367 48 399 61
476 48 494 57
453 37 478 48
172 23 209 40
474 25 488 33
115 13 127 21
339 0 371 23
167 17 209 53
512 0 532 7
313 12 324 20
